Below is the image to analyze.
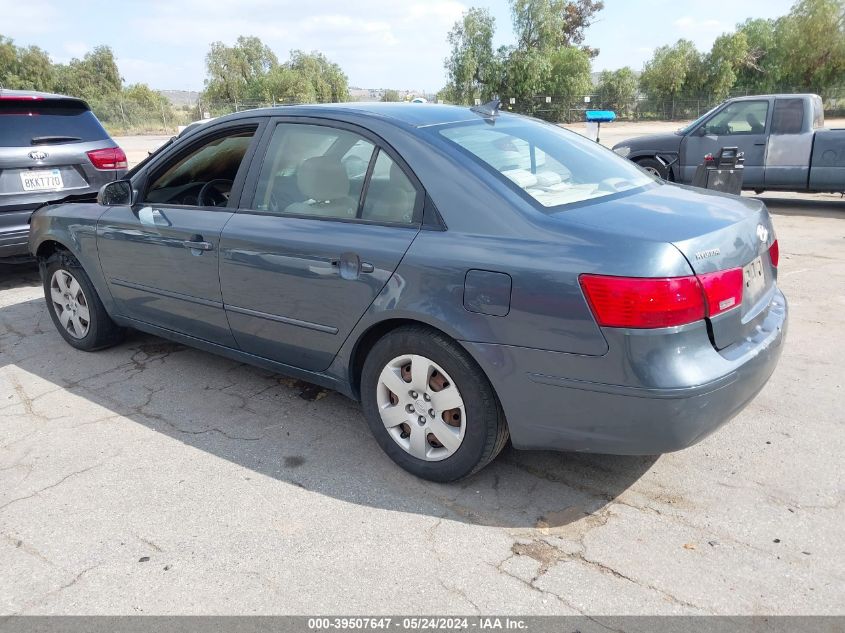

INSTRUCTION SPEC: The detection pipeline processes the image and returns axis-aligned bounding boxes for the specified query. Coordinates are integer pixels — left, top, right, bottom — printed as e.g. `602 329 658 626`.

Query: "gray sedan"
28 103 787 481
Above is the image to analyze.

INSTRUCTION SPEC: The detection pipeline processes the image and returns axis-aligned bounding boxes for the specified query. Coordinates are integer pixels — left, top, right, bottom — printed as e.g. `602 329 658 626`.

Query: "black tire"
360 325 509 482
42 251 124 351
636 157 670 180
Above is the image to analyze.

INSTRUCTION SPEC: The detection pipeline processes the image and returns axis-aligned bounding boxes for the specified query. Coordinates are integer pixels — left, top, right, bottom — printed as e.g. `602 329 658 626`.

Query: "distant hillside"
159 90 200 107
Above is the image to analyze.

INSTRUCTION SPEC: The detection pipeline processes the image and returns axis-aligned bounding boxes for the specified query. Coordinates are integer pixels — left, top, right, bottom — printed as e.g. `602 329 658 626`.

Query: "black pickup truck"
612 94 845 194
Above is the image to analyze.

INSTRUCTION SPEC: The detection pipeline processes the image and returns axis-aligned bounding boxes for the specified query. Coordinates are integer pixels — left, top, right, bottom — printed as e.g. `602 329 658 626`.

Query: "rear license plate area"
20 169 64 192
743 255 766 304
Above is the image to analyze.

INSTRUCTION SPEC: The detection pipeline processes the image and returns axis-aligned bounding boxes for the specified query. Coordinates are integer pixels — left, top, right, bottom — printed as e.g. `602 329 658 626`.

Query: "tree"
510 0 604 57
265 65 316 104
639 39 700 115
287 50 349 102
734 18 783 93
381 89 402 102
597 67 638 115
777 0 845 93
204 36 279 103
54 46 122 102
701 31 752 100
443 7 498 105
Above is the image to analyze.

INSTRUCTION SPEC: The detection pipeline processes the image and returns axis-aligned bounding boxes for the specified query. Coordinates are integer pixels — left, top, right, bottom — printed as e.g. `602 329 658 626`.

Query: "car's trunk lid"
555 182 778 350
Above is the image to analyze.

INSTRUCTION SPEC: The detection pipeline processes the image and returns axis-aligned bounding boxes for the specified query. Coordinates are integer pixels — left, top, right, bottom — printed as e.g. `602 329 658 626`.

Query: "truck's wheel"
636 157 669 180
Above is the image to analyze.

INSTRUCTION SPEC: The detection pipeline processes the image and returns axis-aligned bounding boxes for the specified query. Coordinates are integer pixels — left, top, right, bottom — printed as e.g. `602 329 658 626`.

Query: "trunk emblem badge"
756 224 769 243
28 150 48 161
695 248 720 260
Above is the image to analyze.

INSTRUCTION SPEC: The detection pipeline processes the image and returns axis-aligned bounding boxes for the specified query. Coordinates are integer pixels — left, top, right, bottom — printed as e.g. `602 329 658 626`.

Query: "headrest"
297 156 349 201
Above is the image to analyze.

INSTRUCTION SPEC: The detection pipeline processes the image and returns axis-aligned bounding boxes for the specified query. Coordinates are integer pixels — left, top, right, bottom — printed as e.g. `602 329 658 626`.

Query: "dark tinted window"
0 101 109 147
771 99 805 134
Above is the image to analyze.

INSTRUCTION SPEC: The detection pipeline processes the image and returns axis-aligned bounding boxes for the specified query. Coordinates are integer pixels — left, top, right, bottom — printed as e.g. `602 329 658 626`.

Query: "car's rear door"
96 119 264 346
219 118 423 372
680 99 771 187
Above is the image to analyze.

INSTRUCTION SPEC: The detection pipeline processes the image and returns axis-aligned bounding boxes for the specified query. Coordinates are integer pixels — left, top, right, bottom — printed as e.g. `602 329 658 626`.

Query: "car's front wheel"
42 252 124 351
360 325 508 482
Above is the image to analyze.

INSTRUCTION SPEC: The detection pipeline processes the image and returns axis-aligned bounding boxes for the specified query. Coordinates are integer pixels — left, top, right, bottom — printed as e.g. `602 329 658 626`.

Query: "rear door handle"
360 262 374 273
182 240 213 251
330 253 374 278
753 142 766 146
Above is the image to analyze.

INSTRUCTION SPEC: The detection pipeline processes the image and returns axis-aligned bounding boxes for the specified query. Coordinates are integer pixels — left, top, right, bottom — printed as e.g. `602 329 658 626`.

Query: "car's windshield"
436 116 654 210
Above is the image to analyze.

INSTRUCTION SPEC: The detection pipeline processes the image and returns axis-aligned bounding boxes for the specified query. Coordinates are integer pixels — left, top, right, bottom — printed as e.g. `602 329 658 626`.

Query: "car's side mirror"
696 126 709 137
97 180 134 206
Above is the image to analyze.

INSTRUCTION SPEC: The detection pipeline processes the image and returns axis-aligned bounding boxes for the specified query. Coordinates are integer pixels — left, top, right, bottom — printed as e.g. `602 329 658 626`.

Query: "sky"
0 0 797 93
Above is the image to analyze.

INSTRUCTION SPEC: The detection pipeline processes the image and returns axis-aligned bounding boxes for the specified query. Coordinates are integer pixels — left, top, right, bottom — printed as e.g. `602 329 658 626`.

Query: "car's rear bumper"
0 206 37 259
462 288 787 454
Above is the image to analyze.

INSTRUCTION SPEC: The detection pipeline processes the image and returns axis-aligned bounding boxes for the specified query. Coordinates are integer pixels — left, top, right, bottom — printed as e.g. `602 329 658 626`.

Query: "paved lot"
1 125 843 614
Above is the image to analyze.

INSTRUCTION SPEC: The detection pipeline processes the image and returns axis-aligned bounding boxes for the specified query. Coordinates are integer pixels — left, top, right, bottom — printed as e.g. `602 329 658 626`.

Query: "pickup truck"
612 94 845 193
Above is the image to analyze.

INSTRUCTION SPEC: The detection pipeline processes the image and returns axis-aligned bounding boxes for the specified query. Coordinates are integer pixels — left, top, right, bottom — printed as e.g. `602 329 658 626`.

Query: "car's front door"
680 99 771 187
219 120 423 372
97 121 263 346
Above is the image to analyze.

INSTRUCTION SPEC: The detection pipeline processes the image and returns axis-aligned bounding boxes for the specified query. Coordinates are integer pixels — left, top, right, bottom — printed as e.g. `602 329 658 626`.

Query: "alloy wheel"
50 269 90 339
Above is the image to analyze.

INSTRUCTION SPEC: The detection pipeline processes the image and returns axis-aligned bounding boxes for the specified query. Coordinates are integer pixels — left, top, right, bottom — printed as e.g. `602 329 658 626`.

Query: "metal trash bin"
691 146 745 195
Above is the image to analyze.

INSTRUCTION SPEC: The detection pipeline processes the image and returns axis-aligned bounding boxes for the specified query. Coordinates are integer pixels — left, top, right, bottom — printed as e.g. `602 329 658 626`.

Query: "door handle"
753 142 766 146
182 239 213 251
330 253 373 279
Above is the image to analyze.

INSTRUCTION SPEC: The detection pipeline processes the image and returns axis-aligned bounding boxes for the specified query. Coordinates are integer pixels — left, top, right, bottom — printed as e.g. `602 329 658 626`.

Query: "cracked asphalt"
1 192 843 615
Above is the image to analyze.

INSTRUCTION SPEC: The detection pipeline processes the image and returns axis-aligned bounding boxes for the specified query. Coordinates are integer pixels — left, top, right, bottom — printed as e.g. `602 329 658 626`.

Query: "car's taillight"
697 268 743 317
579 274 706 328
769 239 779 267
86 147 127 170
580 268 745 329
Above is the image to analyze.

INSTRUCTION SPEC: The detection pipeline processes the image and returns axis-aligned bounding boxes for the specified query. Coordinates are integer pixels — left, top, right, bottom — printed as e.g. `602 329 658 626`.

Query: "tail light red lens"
697 268 743 317
579 275 706 328
768 239 779 267
86 147 128 170
580 268 745 329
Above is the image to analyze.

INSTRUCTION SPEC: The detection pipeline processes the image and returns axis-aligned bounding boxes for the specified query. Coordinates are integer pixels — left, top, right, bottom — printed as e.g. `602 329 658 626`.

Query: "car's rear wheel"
360 325 508 482
43 252 123 351
637 157 669 180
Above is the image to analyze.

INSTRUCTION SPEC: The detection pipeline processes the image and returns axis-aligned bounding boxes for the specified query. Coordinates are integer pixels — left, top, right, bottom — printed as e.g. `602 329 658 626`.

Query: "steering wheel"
198 179 233 207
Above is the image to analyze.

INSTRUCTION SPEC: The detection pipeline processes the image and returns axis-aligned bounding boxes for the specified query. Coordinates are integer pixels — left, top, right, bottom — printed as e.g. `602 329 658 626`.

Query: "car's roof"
0 88 89 108
222 102 489 129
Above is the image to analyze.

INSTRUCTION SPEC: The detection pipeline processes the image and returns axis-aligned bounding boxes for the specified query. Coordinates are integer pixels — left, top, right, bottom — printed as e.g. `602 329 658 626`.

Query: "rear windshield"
0 101 109 147
437 116 654 209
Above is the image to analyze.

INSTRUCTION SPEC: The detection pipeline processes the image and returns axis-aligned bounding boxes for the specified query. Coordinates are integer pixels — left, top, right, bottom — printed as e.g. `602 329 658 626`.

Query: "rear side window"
438 118 653 209
0 101 109 147
252 123 419 223
771 99 805 134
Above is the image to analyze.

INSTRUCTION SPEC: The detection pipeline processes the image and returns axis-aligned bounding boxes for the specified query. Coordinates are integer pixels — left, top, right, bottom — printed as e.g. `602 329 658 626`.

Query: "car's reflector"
579 274 706 328
769 239 779 267
697 268 743 317
86 147 128 170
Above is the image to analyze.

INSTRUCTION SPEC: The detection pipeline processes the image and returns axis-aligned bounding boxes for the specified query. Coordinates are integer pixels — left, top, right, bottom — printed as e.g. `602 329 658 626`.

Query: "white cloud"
673 16 724 33
0 0 66 36
125 0 467 91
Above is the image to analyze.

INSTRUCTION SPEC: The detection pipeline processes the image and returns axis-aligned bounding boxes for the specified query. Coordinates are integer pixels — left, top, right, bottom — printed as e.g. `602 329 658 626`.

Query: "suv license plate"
20 169 64 192
743 255 766 302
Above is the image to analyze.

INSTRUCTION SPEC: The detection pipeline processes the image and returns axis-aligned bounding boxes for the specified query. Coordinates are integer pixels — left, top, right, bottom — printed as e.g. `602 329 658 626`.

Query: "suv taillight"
580 268 744 329
86 147 127 170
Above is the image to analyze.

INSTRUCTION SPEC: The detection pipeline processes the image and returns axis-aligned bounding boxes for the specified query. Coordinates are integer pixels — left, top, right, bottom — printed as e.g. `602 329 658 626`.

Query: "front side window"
145 128 256 207
252 123 419 223
703 101 769 136
437 118 653 209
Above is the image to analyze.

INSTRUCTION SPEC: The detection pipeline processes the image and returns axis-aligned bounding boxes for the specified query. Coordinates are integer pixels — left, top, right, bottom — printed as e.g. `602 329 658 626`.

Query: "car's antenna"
471 98 501 118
